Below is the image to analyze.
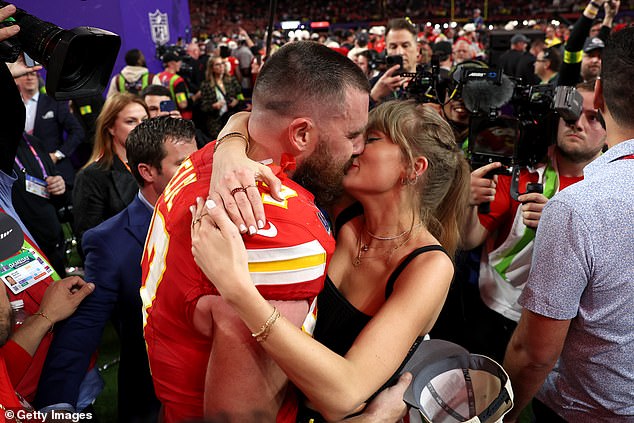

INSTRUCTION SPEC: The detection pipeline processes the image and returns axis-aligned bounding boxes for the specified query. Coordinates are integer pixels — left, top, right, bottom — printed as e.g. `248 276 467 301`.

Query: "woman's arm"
206 112 281 233
191 199 453 420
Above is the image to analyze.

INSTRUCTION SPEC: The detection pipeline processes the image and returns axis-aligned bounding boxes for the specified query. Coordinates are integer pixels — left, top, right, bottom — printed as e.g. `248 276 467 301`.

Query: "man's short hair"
124 49 144 66
386 18 417 38
126 116 196 186
601 27 634 128
251 41 369 118
140 85 172 99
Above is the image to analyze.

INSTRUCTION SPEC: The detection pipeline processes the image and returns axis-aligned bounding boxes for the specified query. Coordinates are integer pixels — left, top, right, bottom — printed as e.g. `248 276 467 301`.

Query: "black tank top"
298 205 451 422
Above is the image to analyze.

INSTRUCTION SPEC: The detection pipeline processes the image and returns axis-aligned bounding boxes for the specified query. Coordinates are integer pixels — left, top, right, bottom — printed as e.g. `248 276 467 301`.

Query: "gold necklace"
352 222 421 267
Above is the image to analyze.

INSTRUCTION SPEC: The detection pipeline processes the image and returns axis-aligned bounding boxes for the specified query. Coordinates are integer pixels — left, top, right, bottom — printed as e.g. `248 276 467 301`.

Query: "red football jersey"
140 143 335 422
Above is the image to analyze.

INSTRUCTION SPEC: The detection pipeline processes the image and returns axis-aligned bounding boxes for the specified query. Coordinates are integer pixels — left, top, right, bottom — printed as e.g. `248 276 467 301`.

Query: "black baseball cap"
583 36 605 53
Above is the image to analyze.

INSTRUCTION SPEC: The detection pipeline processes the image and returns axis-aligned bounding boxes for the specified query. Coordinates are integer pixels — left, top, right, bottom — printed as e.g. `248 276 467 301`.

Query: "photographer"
1 3 93 408
369 18 418 107
459 80 606 361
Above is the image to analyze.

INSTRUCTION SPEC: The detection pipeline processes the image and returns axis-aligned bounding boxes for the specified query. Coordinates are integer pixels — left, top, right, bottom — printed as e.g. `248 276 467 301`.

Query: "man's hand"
370 65 406 103
1 5 44 78
0 4 19 42
39 276 95 324
604 0 620 23
342 372 412 422
470 162 503 206
45 175 65 196
518 192 548 229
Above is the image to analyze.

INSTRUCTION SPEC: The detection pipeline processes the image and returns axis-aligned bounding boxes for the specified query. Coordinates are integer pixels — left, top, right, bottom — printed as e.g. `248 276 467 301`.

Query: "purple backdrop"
15 0 191 95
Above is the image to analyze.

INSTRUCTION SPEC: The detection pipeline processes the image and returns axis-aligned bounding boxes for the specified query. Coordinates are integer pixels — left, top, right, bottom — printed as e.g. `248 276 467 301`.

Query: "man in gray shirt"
503 27 634 422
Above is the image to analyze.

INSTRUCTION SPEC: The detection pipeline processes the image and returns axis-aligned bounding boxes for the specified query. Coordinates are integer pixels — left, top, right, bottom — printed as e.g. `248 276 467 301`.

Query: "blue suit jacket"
33 93 84 188
35 194 160 421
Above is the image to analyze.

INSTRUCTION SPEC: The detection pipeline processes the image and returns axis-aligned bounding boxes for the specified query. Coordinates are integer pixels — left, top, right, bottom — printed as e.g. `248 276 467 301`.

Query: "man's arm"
502 309 570 422
35 230 118 410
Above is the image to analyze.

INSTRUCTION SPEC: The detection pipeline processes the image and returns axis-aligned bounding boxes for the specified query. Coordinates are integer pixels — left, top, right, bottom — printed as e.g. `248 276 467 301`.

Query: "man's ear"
137 163 155 185
594 78 605 111
287 118 315 153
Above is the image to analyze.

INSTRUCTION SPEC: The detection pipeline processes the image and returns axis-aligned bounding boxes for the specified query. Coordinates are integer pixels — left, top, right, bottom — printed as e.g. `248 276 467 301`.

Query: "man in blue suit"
35 117 197 422
14 71 85 190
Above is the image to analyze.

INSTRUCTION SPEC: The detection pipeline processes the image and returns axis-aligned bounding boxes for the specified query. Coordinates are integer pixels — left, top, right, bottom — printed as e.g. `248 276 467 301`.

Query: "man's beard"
292 141 351 209
0 305 13 347
558 134 605 163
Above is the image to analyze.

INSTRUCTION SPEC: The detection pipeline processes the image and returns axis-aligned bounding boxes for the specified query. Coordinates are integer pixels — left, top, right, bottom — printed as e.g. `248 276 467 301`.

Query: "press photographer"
458 79 606 361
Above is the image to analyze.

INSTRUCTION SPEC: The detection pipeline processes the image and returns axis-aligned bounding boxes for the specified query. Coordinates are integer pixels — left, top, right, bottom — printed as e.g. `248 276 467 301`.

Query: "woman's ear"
413 156 429 178
287 118 315 153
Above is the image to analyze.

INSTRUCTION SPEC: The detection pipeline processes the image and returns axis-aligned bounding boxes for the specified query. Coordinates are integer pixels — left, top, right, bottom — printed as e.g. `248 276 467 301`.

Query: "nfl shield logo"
149 10 170 45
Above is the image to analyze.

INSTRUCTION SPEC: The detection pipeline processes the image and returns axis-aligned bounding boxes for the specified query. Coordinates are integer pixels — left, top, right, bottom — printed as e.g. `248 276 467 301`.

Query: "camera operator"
459 80 606 361
369 18 418 107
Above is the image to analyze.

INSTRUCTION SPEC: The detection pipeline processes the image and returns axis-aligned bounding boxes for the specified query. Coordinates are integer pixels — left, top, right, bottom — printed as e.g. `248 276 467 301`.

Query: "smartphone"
160 100 177 113
24 53 39 68
386 55 403 75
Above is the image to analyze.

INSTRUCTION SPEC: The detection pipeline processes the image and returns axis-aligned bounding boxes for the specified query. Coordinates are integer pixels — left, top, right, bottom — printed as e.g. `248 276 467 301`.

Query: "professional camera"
400 55 446 104
463 67 582 200
0 1 121 100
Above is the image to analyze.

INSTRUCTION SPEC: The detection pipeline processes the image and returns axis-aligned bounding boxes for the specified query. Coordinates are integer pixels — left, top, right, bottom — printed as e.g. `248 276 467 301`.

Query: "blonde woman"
72 93 147 250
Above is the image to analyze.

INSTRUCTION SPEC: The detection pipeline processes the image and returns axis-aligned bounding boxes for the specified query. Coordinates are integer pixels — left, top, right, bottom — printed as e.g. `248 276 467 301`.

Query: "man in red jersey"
141 41 369 422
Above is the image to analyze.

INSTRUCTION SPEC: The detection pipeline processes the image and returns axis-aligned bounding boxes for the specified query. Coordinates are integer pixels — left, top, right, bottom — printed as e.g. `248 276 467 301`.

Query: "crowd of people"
0 0 633 422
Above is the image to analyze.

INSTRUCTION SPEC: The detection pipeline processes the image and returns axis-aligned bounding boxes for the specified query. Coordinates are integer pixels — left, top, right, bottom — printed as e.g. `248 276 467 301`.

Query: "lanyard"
14 134 49 179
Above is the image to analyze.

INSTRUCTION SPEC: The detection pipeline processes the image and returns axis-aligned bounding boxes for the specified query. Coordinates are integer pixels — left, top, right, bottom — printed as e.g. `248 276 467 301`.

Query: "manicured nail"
189 205 195 213
249 226 257 235
239 224 247 233
257 220 264 229
205 199 216 209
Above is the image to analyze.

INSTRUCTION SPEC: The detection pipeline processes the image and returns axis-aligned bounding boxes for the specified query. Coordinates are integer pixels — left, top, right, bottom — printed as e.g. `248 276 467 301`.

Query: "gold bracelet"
252 307 281 342
214 131 250 153
34 311 54 333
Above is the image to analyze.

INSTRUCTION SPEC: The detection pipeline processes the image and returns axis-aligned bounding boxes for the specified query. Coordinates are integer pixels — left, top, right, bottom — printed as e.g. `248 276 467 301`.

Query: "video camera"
0 1 121 100
460 66 582 200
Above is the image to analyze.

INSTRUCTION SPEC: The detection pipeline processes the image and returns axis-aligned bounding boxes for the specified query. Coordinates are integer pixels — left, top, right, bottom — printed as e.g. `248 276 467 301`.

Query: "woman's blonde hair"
85 93 148 169
366 100 471 257
205 55 224 82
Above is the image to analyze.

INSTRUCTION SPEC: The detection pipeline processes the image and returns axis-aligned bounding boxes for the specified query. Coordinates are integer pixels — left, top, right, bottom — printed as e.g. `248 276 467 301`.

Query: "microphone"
462 74 515 114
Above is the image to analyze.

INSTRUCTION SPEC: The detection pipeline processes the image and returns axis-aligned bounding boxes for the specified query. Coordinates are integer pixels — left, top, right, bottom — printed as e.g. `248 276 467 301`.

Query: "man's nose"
352 137 365 156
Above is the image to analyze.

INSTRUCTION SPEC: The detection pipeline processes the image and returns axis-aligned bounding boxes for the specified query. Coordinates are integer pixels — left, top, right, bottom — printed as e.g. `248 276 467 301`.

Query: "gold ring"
230 187 247 196
244 184 257 190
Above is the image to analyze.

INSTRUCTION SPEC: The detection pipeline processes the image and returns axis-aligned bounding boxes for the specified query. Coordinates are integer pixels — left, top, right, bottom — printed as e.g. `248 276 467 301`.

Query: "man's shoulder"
83 204 132 245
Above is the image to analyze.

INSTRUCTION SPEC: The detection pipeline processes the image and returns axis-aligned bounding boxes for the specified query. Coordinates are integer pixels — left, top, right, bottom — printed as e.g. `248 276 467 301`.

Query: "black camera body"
468 80 583 169
0 1 121 100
